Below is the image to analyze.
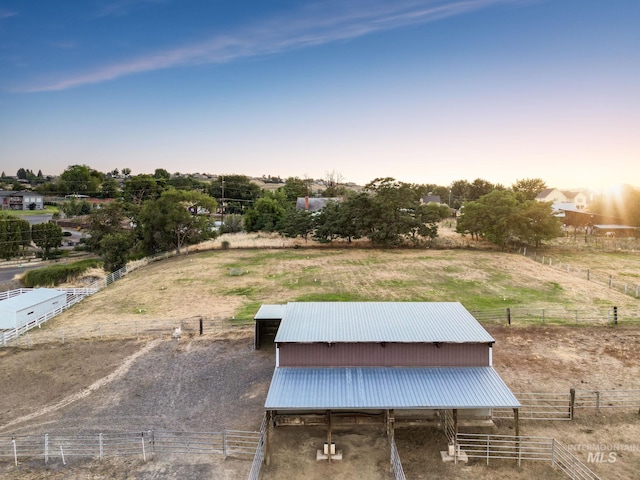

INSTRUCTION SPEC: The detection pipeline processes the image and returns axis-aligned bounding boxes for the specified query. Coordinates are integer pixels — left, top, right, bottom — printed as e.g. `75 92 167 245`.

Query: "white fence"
456 433 601 480
0 429 261 467
0 253 174 347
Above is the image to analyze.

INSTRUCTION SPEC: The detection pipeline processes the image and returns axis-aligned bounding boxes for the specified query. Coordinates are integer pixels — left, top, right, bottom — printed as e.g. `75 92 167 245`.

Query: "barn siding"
278 342 489 367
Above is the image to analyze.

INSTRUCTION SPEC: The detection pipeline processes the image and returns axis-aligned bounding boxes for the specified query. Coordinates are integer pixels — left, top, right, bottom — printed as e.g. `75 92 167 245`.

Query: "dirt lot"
2 241 640 479
1 325 639 479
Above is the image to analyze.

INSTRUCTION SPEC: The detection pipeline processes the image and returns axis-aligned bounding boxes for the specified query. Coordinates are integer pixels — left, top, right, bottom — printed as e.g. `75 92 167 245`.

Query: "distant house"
536 188 589 210
259 302 520 460
295 196 340 213
420 194 442 204
0 191 44 210
561 191 589 210
535 188 567 204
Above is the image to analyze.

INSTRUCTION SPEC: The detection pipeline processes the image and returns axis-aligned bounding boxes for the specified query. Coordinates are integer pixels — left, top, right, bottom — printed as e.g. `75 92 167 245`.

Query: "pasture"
1 243 640 479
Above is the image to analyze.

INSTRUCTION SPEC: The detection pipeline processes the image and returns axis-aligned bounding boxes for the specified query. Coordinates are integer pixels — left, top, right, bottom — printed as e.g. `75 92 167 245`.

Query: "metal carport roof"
274 302 495 343
265 366 520 410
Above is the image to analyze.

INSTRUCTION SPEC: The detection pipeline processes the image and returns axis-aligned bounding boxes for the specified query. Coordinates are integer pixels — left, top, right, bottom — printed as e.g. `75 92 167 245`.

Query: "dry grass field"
2 232 640 479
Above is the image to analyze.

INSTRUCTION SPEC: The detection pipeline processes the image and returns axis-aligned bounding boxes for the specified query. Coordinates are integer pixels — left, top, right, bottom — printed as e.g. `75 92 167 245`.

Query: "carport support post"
387 409 395 439
265 411 273 466
514 408 521 467
453 409 458 465
327 410 332 463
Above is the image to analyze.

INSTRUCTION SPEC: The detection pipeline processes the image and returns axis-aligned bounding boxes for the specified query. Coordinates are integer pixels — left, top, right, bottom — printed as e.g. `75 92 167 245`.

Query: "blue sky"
1 0 638 189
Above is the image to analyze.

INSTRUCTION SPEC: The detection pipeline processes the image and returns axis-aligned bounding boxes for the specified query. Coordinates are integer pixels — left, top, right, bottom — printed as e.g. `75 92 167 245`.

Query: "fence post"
223 430 227 459
541 309 545 324
199 318 203 335
506 308 511 325
613 306 618 325
99 433 103 460
569 388 575 420
551 438 555 466
141 432 146 461
587 269 590 281
609 275 613 288
13 437 18 466
596 391 600 414
44 434 49 464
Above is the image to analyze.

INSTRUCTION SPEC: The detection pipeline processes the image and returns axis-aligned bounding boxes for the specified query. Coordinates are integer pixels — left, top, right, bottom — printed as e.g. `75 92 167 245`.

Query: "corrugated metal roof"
255 304 288 320
0 288 66 313
265 366 520 409
274 302 494 343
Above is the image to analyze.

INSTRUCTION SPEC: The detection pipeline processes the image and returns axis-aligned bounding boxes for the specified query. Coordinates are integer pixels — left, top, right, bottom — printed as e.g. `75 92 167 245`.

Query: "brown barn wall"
278 342 489 367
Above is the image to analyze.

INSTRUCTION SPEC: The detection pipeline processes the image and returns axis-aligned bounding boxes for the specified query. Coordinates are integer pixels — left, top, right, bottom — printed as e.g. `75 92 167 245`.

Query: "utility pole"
220 175 225 225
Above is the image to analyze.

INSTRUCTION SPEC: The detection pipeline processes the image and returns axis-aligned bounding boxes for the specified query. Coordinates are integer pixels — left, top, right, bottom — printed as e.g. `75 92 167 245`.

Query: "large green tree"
57 164 103 196
244 191 288 232
31 222 63 259
456 190 562 248
137 189 218 254
0 215 31 259
208 175 261 215
512 178 547 201
122 174 166 206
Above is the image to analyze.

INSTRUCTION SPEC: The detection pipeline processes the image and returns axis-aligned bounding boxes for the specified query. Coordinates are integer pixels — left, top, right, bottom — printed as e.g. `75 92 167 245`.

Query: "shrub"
22 259 103 287
221 240 230 250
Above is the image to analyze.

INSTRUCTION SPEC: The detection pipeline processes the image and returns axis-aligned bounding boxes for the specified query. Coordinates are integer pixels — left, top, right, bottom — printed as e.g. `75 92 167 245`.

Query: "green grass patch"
282 275 323 289
375 279 421 289
22 259 103 287
294 292 370 302
233 301 263 322
224 286 258 296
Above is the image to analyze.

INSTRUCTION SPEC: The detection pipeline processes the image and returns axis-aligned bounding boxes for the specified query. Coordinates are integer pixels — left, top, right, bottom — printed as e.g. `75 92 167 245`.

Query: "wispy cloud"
18 0 525 92
0 9 18 19
94 0 170 18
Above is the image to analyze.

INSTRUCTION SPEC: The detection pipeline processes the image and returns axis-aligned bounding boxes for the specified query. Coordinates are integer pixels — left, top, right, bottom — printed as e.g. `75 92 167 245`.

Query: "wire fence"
0 429 262 467
469 306 640 325
493 392 573 421
389 434 406 480
3 316 252 347
493 389 640 421
519 246 640 300
455 433 601 479
247 415 267 480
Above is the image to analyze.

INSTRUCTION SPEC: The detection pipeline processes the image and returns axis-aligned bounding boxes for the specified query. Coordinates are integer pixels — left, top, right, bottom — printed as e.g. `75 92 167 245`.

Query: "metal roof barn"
274 302 495 344
0 288 67 329
265 367 520 410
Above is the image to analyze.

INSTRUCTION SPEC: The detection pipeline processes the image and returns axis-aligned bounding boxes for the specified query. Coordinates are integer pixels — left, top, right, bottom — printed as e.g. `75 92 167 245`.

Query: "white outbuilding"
0 289 67 330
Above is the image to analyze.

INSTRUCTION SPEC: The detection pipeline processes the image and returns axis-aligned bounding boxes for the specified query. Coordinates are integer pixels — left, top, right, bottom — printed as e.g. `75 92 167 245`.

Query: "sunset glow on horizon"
1 1 638 190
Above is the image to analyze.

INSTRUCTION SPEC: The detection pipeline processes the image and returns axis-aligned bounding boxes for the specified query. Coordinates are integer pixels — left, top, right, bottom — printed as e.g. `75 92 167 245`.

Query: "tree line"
4 163 640 271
